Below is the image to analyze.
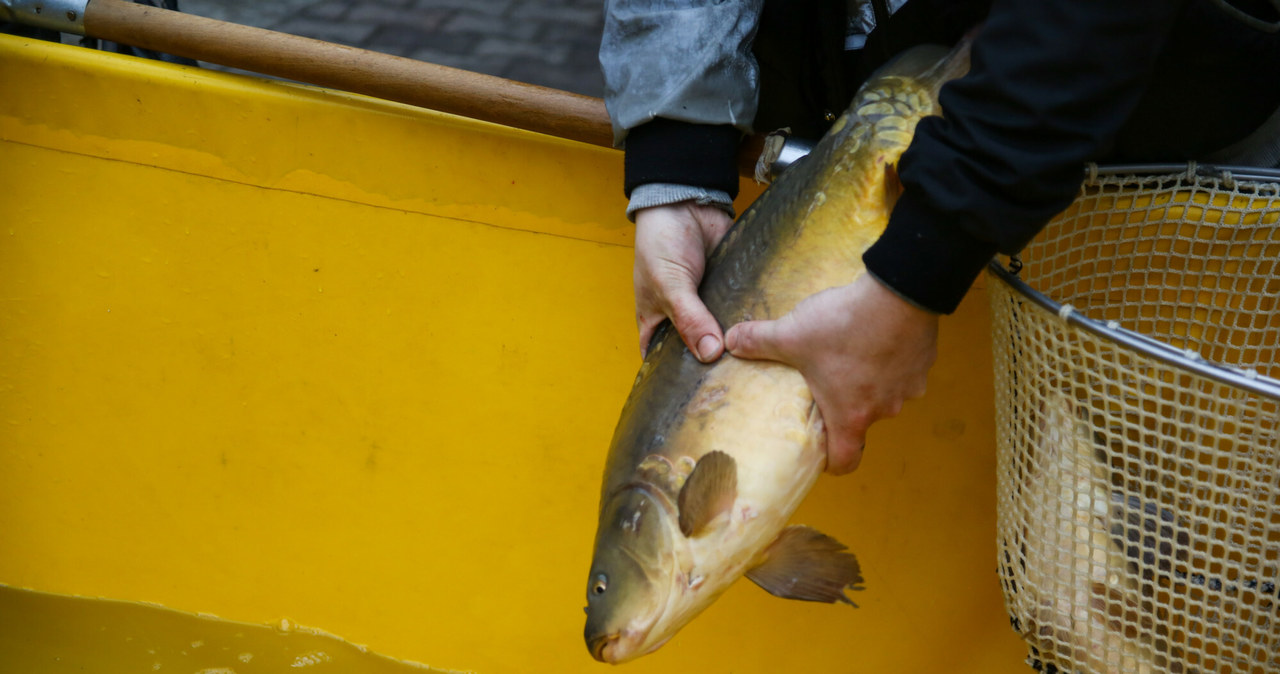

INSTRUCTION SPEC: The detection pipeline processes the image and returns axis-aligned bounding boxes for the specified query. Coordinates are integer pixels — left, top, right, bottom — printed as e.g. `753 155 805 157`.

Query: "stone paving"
180 0 605 97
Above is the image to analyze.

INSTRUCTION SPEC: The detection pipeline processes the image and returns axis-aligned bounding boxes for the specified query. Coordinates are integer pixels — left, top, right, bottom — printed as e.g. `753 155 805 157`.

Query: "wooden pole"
82 0 615 147
79 0 772 176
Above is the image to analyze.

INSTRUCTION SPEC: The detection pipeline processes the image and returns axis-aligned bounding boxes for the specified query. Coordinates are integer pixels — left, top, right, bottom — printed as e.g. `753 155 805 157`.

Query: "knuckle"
635 310 659 332
844 407 876 432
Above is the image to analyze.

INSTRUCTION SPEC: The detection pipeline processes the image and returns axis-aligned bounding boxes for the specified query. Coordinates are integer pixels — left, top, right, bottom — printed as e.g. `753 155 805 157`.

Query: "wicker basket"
988 163 1280 673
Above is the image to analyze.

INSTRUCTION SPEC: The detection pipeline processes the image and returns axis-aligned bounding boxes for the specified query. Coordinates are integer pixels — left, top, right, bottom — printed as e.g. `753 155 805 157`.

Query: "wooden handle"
83 0 614 146
81 0 769 175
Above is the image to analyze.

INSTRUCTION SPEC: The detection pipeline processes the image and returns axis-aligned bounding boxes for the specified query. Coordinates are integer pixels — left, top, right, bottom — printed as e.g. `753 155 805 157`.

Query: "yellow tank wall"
0 35 1027 672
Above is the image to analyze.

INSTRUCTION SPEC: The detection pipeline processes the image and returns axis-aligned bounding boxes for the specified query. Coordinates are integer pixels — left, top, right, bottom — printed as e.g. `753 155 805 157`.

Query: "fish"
1008 389 1169 674
582 41 973 664
1010 388 1280 673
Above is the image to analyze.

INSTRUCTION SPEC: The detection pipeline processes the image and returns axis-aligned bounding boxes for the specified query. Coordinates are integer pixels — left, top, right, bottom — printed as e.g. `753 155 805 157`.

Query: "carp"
583 42 972 663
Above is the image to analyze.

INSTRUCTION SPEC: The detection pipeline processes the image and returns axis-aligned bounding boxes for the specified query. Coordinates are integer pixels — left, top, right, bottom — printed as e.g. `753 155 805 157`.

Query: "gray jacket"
600 0 765 148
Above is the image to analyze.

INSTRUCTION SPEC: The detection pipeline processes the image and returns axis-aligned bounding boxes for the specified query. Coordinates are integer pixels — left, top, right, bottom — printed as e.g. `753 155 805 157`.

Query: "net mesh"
989 165 1280 674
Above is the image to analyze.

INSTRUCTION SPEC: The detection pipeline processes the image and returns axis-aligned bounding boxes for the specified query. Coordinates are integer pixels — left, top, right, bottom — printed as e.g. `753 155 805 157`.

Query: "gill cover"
583 487 677 662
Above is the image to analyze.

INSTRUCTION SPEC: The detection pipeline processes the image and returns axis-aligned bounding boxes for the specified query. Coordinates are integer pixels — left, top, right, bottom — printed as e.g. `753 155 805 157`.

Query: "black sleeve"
623 119 744 199
863 0 1187 314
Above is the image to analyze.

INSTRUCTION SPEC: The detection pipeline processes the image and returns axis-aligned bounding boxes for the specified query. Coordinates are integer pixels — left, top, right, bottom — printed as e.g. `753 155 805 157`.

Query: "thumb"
724 318 789 363
666 289 725 363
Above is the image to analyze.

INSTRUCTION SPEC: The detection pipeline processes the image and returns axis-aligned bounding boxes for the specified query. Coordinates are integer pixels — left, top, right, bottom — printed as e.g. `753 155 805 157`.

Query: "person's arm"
601 0 765 361
729 0 1189 473
865 0 1187 314
601 0 763 202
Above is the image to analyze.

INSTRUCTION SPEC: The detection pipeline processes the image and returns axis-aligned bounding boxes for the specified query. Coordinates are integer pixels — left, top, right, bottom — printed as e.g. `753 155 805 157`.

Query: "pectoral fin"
745 525 864 606
676 451 737 537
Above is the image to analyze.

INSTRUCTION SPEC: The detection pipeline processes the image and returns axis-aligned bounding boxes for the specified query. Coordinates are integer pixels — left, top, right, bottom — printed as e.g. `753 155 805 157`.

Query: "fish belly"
656 357 826 622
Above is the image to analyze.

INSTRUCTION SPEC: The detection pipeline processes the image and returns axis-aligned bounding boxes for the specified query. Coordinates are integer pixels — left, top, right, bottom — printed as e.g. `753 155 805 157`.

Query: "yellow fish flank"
583 42 972 664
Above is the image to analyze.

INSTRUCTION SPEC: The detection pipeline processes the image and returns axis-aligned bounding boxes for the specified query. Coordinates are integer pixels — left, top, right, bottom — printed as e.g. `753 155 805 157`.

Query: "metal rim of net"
987 162 1280 403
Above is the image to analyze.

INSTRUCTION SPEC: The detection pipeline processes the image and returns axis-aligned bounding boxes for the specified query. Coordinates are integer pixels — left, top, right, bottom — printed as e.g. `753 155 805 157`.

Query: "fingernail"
696 335 720 362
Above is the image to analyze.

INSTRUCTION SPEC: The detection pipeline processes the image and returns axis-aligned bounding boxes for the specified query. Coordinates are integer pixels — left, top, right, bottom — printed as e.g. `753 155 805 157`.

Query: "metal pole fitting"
753 131 815 183
0 0 90 35
771 136 815 176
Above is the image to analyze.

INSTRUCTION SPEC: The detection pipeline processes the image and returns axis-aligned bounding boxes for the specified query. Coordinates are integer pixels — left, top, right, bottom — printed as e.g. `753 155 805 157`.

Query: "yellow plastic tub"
0 34 1027 672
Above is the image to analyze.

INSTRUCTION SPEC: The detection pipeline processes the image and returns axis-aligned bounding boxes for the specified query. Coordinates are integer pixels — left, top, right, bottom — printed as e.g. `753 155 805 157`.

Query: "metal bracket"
0 0 90 35
754 130 815 183
771 136 814 178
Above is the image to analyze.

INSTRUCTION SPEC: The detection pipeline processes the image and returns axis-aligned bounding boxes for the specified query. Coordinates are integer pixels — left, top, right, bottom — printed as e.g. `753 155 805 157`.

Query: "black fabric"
849 0 993 84
623 119 743 199
751 0 994 140
866 0 1280 314
1110 0 1280 161
751 0 851 139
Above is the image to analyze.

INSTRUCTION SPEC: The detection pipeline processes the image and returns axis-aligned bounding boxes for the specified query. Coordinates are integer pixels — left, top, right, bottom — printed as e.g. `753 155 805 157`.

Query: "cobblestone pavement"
181 0 605 97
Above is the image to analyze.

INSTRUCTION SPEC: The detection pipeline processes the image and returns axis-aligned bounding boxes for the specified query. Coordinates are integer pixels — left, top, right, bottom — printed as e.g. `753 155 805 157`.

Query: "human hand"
633 202 735 362
724 274 938 474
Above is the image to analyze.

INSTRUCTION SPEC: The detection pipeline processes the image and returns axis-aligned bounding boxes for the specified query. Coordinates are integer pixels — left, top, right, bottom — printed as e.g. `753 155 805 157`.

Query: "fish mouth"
588 632 620 663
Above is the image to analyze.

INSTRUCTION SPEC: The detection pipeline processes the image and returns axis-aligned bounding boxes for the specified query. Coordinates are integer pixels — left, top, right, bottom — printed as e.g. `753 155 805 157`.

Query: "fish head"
584 486 680 663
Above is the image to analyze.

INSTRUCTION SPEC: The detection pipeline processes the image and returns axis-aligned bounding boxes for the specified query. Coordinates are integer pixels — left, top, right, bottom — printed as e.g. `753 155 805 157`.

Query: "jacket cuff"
862 194 999 315
623 119 742 199
626 184 736 222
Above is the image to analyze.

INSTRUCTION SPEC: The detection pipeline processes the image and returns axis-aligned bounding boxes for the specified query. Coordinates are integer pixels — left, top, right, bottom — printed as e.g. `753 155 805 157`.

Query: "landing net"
988 163 1280 673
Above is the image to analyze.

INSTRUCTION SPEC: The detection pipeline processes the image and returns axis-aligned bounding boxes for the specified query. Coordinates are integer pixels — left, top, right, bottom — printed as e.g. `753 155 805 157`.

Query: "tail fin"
920 29 976 97
857 28 977 101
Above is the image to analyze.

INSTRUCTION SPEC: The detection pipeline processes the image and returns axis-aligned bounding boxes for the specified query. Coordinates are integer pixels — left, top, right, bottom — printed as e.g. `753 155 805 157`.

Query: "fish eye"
592 574 608 595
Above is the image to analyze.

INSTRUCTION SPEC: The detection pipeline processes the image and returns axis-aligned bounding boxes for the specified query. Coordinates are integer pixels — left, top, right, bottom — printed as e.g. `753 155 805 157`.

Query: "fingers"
823 415 868 475
636 283 723 362
808 395 868 475
820 393 918 474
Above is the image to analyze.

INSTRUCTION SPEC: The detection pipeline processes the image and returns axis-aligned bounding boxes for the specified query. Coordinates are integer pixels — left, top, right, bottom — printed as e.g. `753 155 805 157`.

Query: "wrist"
855 273 940 327
863 270 941 317
862 195 999 315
